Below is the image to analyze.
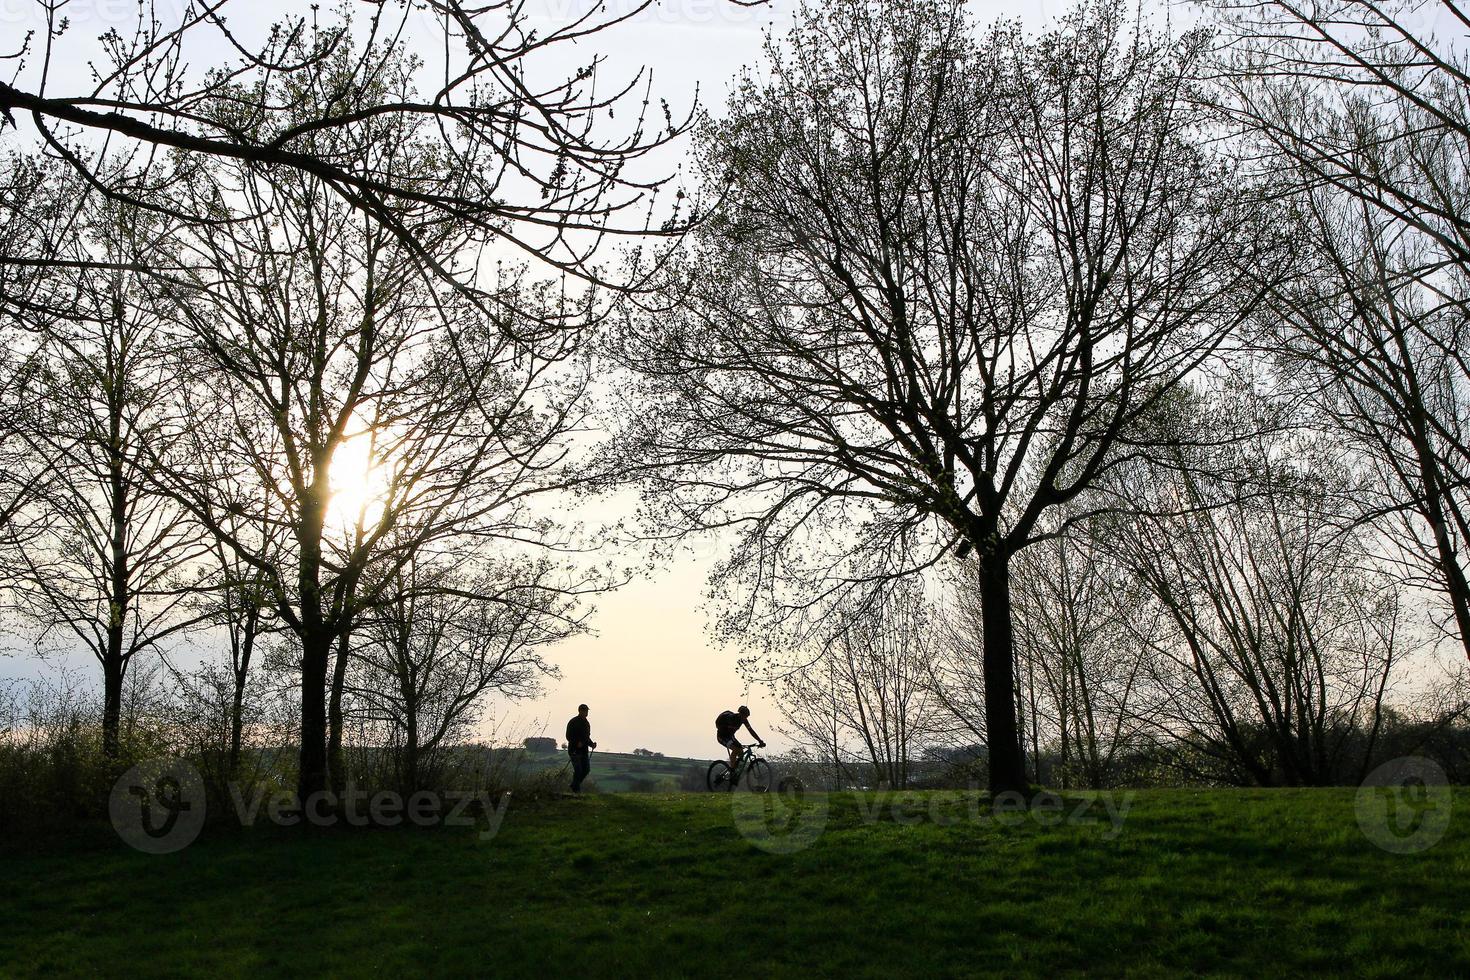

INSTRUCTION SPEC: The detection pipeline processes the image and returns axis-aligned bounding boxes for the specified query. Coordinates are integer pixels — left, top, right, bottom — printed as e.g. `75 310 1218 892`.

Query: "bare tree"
349 555 583 793
1107 428 1413 785
1266 196 1470 660
605 0 1267 793
765 584 938 788
6 196 210 757
190 510 281 776
1211 0 1470 660
153 69 609 802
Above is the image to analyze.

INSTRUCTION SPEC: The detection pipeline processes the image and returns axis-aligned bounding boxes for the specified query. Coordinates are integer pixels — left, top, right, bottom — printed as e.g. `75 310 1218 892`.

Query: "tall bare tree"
156 66 608 801
191 507 281 776
6 197 210 757
1107 427 1412 785
605 0 1267 793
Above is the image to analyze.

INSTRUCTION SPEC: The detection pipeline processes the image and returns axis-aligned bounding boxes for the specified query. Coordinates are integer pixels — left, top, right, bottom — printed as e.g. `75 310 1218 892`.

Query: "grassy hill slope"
509 748 711 792
3 789 1466 976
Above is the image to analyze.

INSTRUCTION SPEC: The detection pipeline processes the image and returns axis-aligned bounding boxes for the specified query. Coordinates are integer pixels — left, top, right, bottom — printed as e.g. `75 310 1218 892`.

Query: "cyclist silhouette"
715 705 764 770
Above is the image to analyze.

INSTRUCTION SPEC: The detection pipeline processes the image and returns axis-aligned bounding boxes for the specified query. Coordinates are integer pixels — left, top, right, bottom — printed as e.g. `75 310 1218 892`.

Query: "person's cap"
738 705 750 715
578 703 589 712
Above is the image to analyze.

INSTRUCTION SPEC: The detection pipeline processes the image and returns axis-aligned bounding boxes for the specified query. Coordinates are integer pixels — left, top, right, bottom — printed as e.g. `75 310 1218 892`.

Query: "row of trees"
4 0 1470 800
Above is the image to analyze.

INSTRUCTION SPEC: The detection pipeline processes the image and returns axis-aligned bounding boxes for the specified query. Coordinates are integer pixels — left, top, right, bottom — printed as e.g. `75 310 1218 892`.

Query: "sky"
0 0 1062 760
481 0 815 758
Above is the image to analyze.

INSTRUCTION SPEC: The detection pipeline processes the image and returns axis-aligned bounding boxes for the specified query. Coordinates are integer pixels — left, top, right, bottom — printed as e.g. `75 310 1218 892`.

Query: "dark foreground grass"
2 788 1466 977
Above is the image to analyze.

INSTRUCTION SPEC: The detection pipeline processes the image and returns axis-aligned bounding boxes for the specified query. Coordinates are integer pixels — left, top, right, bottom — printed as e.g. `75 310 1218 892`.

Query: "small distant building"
523 737 558 754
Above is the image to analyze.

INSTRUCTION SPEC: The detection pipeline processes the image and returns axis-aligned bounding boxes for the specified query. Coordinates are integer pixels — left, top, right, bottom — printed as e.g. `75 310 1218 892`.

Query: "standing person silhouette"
565 704 596 793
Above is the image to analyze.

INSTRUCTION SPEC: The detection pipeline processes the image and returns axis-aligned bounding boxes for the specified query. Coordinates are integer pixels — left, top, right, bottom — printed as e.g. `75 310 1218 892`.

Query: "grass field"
3 788 1466 977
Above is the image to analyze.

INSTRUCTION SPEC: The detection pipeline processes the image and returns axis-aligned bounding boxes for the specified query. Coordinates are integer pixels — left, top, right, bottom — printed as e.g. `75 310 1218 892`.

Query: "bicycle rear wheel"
707 760 734 791
745 758 773 793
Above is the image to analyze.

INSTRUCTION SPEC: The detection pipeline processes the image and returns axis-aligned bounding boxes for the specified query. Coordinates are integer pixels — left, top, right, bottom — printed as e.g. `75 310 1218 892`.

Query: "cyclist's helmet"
738 705 750 716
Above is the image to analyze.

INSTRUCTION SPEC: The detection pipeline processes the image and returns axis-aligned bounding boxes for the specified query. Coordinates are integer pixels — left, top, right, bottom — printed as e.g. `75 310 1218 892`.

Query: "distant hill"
501 747 712 792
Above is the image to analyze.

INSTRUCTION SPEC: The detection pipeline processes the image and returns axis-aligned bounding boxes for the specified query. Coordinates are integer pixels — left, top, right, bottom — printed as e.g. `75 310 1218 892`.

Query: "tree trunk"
1421 469 1470 662
296 486 330 807
229 679 245 775
228 610 256 776
298 628 331 805
404 709 419 796
1390 329 1470 664
103 433 129 759
978 549 1028 797
102 648 123 759
327 628 351 796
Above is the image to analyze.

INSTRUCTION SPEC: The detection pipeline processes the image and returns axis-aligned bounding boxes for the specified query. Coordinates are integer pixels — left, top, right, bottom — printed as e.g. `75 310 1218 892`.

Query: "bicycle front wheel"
745 758 773 793
707 760 734 791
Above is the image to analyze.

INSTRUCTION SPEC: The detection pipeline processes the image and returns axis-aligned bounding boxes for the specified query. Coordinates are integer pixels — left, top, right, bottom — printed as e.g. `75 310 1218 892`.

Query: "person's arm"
743 720 765 746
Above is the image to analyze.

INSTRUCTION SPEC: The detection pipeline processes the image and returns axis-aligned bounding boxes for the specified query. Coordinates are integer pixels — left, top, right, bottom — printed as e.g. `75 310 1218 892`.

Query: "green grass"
529 748 709 791
2 789 1466 977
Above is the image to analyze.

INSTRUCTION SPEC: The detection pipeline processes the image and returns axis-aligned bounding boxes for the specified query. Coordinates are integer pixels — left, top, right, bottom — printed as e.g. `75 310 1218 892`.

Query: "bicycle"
707 743 773 792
